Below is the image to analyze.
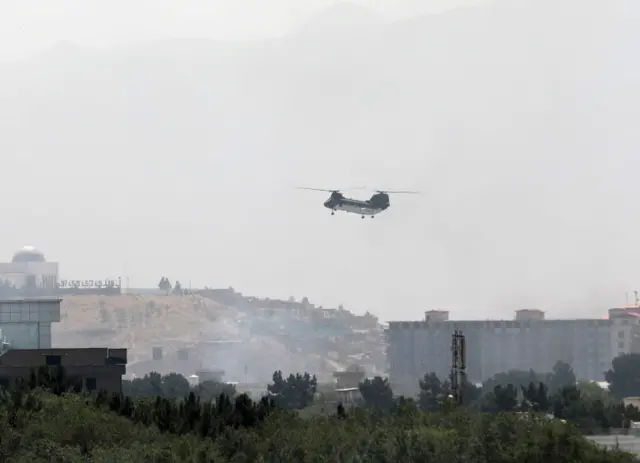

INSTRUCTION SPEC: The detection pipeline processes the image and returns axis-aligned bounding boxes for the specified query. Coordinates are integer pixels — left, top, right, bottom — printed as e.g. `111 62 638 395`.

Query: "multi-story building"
608 307 640 358
387 309 615 397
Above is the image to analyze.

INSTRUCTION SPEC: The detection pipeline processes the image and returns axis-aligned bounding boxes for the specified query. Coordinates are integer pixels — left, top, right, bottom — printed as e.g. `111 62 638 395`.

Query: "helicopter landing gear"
331 210 335 216
361 215 365 219
371 215 374 219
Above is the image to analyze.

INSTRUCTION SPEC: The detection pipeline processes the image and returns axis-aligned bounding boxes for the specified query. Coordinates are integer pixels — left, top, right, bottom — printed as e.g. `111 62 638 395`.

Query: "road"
586 435 640 455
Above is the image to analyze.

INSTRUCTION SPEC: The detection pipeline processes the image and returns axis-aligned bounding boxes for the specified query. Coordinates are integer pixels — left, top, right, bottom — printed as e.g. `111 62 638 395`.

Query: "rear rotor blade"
375 190 421 194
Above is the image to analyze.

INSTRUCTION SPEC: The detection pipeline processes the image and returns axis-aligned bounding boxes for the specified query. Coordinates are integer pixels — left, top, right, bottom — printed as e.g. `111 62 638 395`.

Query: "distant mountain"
1 0 639 315
294 1 384 36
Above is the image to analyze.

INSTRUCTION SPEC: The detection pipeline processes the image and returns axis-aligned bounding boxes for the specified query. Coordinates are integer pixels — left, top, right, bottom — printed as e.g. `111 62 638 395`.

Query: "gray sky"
0 0 638 321
0 0 490 60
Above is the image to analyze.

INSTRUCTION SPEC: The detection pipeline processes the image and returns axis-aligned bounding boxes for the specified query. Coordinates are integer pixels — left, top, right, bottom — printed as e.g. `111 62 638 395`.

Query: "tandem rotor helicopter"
296 186 420 218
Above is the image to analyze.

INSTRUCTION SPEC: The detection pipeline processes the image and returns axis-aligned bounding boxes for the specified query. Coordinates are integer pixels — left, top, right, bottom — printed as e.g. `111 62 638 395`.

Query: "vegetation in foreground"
0 365 637 462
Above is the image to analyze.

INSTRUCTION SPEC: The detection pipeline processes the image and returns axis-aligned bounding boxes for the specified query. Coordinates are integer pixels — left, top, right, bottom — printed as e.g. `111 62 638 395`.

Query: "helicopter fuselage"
324 194 390 217
297 186 414 218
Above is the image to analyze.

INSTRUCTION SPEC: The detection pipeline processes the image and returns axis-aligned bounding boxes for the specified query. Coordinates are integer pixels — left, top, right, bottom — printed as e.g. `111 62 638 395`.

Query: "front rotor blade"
297 186 366 192
296 187 336 192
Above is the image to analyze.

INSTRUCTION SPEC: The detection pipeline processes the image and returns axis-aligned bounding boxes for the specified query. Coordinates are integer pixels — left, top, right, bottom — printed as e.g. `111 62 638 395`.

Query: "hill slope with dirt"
52 294 386 382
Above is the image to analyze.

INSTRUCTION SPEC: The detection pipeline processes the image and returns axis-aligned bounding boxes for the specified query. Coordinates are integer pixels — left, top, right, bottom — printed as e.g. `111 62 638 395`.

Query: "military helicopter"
297 186 420 218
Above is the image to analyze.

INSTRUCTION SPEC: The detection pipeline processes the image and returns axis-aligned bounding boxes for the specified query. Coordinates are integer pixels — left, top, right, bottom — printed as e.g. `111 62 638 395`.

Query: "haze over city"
1 0 639 320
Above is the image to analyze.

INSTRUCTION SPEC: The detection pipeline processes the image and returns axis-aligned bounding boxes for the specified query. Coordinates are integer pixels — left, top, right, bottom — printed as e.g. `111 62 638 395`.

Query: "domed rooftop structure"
12 245 46 263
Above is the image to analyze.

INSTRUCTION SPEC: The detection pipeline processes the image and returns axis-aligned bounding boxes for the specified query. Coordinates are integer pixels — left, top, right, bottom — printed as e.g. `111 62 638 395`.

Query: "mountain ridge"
1 0 639 317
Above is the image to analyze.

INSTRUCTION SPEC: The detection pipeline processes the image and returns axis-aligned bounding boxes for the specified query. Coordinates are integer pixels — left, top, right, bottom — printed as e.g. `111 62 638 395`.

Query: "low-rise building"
0 347 127 394
335 387 362 408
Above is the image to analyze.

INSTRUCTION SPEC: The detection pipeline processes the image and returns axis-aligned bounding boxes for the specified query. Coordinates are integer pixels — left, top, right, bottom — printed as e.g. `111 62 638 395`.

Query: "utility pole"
450 329 466 406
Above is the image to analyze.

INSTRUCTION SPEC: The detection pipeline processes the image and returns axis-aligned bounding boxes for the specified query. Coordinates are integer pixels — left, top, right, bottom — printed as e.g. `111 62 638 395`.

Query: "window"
85 377 97 391
45 355 61 366
619 331 626 339
618 341 625 349
623 320 630 325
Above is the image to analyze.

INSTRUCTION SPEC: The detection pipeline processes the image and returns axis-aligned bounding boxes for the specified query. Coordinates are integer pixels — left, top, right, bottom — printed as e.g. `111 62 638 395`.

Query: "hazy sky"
1 0 638 321
0 0 492 60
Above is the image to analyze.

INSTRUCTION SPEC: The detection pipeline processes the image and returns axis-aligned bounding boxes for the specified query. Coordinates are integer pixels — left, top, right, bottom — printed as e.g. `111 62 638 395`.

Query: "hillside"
53 294 231 361
52 293 386 382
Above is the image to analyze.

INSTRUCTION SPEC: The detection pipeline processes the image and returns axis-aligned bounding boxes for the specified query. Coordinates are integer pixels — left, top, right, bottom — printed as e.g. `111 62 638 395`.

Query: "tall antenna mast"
635 290 639 307
451 329 466 406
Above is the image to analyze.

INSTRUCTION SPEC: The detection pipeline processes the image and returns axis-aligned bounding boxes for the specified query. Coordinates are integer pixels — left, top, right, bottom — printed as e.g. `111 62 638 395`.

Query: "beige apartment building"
386 308 639 397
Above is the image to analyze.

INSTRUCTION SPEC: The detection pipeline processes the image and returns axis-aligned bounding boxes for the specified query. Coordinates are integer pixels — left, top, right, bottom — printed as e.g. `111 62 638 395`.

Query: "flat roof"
0 297 62 303
335 387 360 392
388 318 610 325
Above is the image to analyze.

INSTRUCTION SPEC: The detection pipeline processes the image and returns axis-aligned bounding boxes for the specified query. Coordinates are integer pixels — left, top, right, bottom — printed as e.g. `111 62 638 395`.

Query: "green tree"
418 372 442 412
578 380 613 405
172 281 183 296
157 277 172 295
548 361 577 393
267 370 317 409
606 354 640 399
482 369 542 392
521 381 550 412
486 384 519 412
359 376 394 412
193 380 236 401
461 379 483 407
161 373 191 398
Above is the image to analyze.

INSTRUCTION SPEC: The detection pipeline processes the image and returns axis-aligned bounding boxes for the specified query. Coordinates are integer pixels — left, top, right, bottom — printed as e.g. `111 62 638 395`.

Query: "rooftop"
11 245 46 263
388 318 611 326
0 297 62 303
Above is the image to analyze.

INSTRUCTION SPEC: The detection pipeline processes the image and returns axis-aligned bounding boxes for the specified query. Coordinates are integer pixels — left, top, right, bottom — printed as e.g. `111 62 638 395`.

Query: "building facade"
0 347 127 395
0 298 61 349
608 307 640 358
387 309 614 397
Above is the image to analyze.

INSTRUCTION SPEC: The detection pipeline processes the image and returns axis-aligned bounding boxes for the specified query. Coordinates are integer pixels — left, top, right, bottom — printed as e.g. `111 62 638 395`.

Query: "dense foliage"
0 364 635 461
353 361 640 433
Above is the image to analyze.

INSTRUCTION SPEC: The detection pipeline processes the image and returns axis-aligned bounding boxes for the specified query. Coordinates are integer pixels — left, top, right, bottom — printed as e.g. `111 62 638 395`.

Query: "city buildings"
0 293 128 393
0 245 128 393
387 308 624 397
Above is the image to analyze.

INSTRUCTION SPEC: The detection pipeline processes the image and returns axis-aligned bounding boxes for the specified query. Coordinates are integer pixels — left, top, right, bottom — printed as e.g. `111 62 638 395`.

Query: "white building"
0 246 58 290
